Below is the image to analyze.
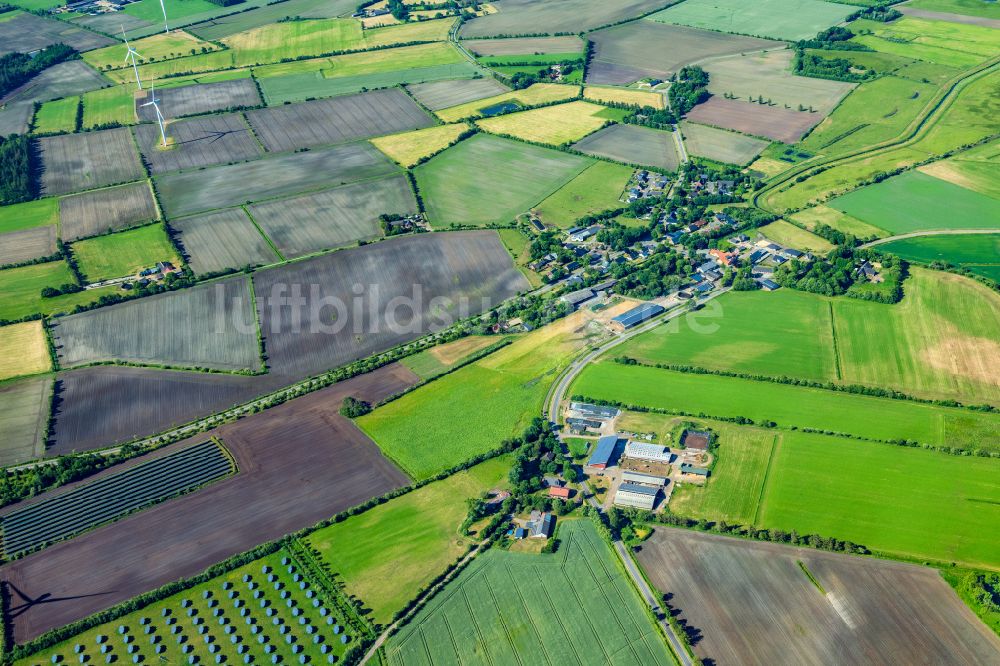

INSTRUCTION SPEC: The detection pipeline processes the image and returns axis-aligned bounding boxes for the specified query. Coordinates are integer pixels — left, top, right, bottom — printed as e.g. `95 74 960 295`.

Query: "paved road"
860 227 1000 248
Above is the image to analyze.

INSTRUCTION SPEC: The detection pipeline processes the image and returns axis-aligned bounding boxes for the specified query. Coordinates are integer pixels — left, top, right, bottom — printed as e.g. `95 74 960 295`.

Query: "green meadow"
0 198 58 234
532 160 634 228
72 224 180 282
850 17 1000 68
0 261 119 320
33 96 79 134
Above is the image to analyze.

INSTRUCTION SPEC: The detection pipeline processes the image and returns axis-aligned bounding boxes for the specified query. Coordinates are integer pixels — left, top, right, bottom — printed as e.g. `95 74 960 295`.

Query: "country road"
859 228 1000 248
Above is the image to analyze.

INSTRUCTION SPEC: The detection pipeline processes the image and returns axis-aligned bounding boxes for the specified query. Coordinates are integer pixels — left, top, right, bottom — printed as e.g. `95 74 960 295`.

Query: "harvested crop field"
247 175 417 258
0 321 51 381
587 22 779 86
705 50 855 116
135 78 262 121
0 101 32 136
37 128 145 196
58 182 158 241
415 133 591 226
649 0 855 41
476 100 611 146
172 208 279 274
136 113 263 174
459 0 667 37
155 142 399 217
0 226 57 267
405 77 509 111
0 376 51 467
4 363 416 643
637 528 1000 665
51 277 261 372
253 231 529 379
685 96 823 144
583 85 664 109
462 36 584 56
680 121 769 165
0 13 114 56
370 123 470 167
0 61 108 106
434 82 578 123
245 89 433 152
572 123 681 171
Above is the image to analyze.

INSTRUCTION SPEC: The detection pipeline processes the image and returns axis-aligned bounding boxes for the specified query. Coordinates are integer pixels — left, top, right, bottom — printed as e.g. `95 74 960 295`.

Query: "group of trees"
0 133 33 204
339 396 372 418
774 246 906 302
609 250 693 300
0 43 75 98
668 65 710 116
794 51 873 83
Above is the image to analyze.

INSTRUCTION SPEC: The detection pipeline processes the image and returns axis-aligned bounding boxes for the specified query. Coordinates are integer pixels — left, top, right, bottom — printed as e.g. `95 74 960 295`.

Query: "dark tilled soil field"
37 129 145 197
637 528 1000 665
253 231 530 379
685 96 822 144
0 226 57 267
406 78 509 111
172 208 280 275
0 61 108 106
58 182 159 241
459 0 666 37
0 13 114 57
3 363 417 644
245 88 433 152
572 124 681 171
135 79 262 122
586 21 779 85
135 113 263 174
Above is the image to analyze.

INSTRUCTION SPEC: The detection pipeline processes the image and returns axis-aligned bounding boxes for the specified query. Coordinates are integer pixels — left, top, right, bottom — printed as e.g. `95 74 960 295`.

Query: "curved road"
859 228 1000 249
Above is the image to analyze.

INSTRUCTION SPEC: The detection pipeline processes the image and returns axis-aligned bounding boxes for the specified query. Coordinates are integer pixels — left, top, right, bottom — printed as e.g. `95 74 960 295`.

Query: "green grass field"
759 430 1000 568
72 223 180 282
0 198 58 234
33 96 79 134
788 205 888 239
531 160 633 227
572 362 1000 451
81 86 136 129
83 31 219 72
305 457 510 626
20 547 364 666
798 76 936 156
123 0 223 22
383 520 673 666
414 133 591 227
850 17 1000 68
759 220 835 253
918 139 1000 200
878 234 1000 281
829 171 1000 235
649 0 854 41
400 335 500 380
0 261 119 321
359 304 630 479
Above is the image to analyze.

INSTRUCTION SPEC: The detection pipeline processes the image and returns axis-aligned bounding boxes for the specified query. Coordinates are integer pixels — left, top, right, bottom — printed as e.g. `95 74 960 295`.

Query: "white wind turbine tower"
158 0 169 33
143 77 168 147
121 26 143 90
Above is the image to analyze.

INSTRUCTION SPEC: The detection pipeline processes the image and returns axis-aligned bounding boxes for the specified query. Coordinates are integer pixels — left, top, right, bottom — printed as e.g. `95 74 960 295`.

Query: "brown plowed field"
135 113 263 174
135 79 262 122
59 182 158 241
685 96 823 144
637 528 1000 665
0 226 57 267
2 363 417 644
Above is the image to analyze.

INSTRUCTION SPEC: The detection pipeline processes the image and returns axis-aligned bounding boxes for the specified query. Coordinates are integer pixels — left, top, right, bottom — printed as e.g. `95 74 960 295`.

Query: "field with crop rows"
462 35 584 56
680 121 769 165
586 21 779 85
0 376 51 466
405 77 509 111
172 209 280 274
572 124 681 171
246 89 433 152
2 60 107 107
187 0 357 39
135 79 262 121
638 529 1000 665
136 113 263 175
59 182 159 241
51 277 260 371
37 128 144 196
532 160 634 227
0 225 56 267
247 175 416 258
434 82 578 122
0 12 113 54
0 440 234 557
71 223 180 282
306 456 510 625
415 133 590 227
83 31 218 71
155 143 399 218
0 320 51 381
384 520 673 665
686 96 823 144
649 0 855 41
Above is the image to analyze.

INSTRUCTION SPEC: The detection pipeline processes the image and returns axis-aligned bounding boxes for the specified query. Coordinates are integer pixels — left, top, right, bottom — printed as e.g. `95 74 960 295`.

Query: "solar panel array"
1 441 234 557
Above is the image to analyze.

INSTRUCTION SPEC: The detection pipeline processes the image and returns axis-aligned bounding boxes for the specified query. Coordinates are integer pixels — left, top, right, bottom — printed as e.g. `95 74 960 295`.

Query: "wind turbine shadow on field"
5 582 114 620
175 129 250 147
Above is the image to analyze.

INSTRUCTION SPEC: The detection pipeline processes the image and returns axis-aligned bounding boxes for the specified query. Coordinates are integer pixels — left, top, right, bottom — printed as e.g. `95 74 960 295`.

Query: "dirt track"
2 363 417 644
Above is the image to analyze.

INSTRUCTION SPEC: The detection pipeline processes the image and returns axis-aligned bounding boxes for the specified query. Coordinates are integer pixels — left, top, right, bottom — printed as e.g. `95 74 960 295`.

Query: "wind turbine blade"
158 0 168 31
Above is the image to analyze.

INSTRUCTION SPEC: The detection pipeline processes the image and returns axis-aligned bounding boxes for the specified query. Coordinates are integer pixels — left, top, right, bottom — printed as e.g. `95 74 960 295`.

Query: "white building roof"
623 441 674 463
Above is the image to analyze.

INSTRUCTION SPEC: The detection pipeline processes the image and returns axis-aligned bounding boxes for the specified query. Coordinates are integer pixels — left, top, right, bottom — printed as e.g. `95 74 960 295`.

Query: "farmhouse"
571 402 620 420
760 279 781 291
621 470 668 487
548 486 571 499
561 287 597 309
587 435 624 469
610 303 665 331
526 511 555 538
624 441 674 464
566 417 602 434
682 430 712 450
614 483 658 510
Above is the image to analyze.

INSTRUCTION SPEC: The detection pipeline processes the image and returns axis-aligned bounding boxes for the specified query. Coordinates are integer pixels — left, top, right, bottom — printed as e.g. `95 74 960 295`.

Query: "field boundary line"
571 536 634 663
239 111 269 153
245 275 268 373
828 300 842 381
482 576 525 666
459 585 497 666
753 432 782 527
498 563 553 665
546 549 617 665
438 612 465 666
241 205 285 262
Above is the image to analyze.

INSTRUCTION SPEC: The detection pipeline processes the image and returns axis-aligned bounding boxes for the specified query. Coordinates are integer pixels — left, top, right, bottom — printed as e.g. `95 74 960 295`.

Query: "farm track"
859 227 1000 248
754 55 1000 212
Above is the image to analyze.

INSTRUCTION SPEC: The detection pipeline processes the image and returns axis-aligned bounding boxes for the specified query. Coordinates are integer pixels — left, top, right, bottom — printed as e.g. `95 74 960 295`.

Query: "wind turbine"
158 0 169 33
121 26 143 90
143 77 168 148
